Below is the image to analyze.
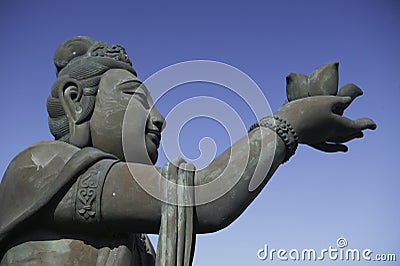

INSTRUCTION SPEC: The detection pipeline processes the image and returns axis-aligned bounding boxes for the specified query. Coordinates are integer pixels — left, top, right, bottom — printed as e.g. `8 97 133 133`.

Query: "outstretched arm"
52 89 375 236
54 99 374 235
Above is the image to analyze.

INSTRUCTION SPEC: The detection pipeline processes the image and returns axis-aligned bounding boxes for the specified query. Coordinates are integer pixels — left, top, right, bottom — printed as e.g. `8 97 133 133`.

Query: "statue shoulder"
3 141 80 178
1 140 79 191
0 140 119 257
0 141 79 247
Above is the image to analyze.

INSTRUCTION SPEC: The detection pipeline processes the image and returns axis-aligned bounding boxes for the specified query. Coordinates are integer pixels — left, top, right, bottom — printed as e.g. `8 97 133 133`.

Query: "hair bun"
54 36 97 75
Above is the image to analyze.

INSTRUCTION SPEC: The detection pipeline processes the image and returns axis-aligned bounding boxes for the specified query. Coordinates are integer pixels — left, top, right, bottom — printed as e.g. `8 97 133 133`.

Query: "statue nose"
150 108 166 132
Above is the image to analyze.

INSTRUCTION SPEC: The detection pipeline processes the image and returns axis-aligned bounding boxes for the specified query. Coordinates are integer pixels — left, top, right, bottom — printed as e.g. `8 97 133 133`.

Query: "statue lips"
146 129 161 148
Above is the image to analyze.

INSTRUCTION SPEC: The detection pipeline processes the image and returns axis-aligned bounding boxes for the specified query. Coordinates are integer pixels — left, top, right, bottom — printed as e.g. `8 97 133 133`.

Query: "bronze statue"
0 36 376 265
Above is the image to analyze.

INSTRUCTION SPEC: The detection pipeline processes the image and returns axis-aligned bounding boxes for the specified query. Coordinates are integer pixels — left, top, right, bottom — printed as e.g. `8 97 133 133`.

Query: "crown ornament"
89 42 132 66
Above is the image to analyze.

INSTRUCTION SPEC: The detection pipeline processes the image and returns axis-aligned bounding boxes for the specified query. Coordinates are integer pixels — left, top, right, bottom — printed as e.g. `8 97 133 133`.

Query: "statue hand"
275 94 376 152
283 62 376 152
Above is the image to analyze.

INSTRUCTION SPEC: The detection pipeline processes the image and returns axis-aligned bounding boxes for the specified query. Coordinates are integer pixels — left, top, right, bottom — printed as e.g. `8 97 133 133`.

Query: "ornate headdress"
53 36 134 76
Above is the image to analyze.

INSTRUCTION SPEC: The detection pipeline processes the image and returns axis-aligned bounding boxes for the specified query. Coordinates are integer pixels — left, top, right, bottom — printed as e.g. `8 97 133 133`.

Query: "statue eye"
118 81 141 94
117 81 150 109
135 92 150 109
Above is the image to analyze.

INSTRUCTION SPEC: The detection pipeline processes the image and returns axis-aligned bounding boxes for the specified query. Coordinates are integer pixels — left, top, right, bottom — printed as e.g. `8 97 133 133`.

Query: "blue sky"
0 0 399 265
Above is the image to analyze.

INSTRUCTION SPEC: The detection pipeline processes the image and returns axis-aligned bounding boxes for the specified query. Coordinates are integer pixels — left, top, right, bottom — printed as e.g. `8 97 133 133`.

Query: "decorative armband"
249 115 298 163
74 159 117 224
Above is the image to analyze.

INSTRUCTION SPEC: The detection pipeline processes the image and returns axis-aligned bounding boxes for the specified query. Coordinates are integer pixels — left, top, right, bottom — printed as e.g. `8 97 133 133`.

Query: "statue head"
47 36 165 164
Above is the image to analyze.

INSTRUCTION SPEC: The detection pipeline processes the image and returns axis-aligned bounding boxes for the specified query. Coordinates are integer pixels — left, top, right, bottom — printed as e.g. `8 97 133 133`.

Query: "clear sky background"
0 0 399 265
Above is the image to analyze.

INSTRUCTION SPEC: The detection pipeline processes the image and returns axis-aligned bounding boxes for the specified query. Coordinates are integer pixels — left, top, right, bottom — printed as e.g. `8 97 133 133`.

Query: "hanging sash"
157 158 196 266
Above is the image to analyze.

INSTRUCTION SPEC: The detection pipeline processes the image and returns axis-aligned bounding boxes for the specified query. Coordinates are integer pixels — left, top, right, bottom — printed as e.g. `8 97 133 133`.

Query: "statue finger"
350 117 377 131
286 73 309 101
309 62 339 96
310 142 348 153
332 116 377 136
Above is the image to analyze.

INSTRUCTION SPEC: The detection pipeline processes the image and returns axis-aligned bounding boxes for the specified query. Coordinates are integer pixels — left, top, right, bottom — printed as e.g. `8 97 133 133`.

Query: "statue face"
90 69 165 164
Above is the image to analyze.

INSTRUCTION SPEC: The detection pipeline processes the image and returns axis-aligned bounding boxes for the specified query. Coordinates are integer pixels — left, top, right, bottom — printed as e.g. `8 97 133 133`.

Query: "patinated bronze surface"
0 37 376 265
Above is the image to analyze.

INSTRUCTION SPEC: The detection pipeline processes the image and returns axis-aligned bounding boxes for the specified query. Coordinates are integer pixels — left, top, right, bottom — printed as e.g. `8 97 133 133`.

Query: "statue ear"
62 82 83 121
59 80 91 147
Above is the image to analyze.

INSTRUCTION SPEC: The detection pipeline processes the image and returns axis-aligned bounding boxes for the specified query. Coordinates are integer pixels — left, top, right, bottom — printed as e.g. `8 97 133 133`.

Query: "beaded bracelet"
249 115 298 163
